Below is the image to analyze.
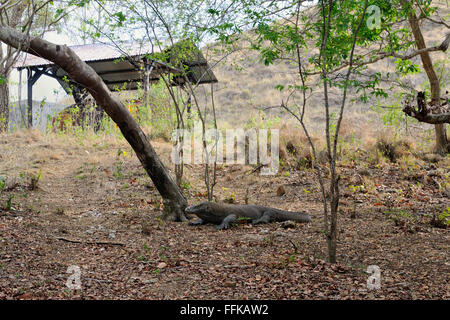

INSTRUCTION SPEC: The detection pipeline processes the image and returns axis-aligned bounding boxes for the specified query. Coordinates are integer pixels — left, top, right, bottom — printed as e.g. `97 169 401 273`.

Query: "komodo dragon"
186 202 311 230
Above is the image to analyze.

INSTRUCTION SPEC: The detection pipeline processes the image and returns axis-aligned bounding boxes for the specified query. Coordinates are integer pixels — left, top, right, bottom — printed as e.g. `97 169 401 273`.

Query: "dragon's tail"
274 209 312 223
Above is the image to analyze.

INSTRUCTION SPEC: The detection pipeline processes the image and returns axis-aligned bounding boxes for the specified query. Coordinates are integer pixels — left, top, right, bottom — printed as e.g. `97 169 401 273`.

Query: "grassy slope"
204 1 449 138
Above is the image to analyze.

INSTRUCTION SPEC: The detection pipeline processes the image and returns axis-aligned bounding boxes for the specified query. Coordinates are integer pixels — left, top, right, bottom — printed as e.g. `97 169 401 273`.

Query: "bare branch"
385 32 450 60
415 0 450 29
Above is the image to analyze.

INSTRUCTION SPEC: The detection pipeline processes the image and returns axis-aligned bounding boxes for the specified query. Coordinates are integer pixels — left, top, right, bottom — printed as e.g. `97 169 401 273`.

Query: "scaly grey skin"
186 202 311 230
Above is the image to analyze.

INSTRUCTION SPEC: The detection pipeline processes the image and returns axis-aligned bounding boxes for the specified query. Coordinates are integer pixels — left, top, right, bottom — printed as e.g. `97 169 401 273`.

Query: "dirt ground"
0 129 448 299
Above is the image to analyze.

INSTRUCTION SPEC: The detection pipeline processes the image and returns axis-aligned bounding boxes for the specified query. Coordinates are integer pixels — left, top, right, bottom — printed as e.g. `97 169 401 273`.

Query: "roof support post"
26 67 44 128
142 59 155 121
27 68 33 128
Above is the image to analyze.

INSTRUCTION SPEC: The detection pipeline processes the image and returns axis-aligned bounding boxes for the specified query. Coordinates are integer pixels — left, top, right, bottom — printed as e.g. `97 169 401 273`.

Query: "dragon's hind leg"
216 214 237 230
252 211 274 225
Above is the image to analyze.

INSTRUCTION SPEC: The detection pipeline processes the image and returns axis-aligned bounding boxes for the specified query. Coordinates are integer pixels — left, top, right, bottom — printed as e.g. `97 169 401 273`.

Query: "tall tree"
0 0 65 132
400 0 449 153
0 1 27 131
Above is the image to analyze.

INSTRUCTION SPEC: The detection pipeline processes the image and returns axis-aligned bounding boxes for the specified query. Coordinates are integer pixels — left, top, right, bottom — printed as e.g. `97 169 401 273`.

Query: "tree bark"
0 75 9 132
0 43 10 133
0 26 188 221
403 106 450 124
0 3 29 133
401 1 449 154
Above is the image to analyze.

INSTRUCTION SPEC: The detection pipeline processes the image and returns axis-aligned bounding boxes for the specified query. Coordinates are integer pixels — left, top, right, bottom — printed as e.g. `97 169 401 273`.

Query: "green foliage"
68 0 90 7
348 184 365 193
113 161 124 180
0 176 5 192
372 101 406 133
3 195 16 212
203 0 436 110
244 111 280 130
138 79 179 141
29 170 42 190
180 180 192 190
433 207 450 228
385 208 418 227
394 59 420 75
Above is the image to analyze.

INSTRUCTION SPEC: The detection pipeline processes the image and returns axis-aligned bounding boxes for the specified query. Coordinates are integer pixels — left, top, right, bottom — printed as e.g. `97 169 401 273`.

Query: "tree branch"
403 92 450 124
385 32 450 60
403 109 450 124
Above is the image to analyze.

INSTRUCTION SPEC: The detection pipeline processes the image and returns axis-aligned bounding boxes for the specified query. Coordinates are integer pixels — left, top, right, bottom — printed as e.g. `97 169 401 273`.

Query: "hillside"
203 1 449 137
47 2 449 141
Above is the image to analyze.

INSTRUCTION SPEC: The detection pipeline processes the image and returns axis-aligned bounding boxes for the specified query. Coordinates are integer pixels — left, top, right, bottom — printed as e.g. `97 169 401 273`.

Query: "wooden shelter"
14 40 217 127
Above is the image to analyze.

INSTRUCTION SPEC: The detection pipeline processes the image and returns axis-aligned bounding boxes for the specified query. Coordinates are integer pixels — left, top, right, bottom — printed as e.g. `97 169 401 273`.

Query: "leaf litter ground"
0 130 448 299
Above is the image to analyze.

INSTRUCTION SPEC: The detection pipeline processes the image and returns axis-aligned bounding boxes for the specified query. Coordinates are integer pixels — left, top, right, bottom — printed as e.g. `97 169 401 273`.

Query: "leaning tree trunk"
0 26 188 221
0 76 9 133
402 1 449 154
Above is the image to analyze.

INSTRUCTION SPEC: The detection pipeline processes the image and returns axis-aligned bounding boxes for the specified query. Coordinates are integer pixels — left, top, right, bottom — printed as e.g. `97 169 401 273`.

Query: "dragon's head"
185 202 212 215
